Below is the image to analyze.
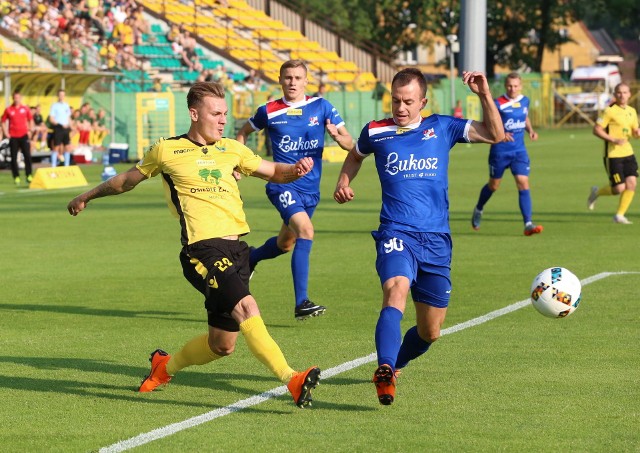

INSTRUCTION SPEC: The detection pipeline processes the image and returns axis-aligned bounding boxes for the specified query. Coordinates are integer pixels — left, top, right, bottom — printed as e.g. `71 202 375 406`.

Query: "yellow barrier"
323 146 348 163
29 166 89 190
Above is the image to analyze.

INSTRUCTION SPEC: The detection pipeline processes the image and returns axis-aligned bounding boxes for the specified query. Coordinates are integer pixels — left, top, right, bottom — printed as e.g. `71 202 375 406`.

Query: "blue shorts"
489 150 530 179
371 229 452 308
266 185 319 225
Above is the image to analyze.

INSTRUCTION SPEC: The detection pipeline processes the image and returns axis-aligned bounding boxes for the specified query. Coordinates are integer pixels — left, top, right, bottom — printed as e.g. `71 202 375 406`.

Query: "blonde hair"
187 82 225 108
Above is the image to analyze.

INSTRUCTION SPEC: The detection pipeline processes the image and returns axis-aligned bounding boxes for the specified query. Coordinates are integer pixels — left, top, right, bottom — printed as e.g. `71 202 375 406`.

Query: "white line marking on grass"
99 271 638 453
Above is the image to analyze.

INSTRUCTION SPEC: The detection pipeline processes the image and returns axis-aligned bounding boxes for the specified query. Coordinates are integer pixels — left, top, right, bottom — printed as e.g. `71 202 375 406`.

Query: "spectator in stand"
312 83 327 98
112 16 135 49
180 30 203 72
152 77 163 92
131 5 149 44
166 23 180 43
1 91 34 185
98 37 118 69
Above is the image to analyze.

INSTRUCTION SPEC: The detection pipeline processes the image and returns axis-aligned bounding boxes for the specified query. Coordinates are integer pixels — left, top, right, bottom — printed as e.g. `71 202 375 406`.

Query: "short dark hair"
505 72 521 82
280 59 308 78
392 68 427 98
614 82 629 92
186 82 225 109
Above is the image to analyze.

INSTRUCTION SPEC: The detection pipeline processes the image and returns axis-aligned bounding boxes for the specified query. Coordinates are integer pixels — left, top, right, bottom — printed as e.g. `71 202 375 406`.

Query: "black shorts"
53 124 70 146
180 238 252 332
604 155 639 186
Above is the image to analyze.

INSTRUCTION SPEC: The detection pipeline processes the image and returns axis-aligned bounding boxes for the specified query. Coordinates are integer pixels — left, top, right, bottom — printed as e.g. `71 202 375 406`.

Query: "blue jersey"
490 94 530 154
356 115 470 233
248 96 345 194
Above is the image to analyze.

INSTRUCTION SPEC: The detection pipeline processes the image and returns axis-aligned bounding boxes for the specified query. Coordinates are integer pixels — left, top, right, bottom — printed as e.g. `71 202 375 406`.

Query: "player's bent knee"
210 343 235 356
277 241 295 253
416 325 440 343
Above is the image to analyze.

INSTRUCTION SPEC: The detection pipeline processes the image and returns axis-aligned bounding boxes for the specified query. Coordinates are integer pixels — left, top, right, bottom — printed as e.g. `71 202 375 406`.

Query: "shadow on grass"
0 355 377 411
0 303 202 323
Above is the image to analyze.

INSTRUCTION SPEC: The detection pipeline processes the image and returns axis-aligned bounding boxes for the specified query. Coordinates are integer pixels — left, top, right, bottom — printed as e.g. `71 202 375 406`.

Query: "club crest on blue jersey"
422 128 437 140
308 116 319 126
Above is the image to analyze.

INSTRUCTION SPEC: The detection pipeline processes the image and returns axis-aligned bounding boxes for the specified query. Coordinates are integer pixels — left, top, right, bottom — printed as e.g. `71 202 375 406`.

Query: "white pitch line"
100 271 638 453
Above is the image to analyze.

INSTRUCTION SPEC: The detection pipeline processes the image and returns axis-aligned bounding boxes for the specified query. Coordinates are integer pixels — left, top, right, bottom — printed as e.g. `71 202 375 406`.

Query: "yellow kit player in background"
67 82 320 408
588 83 640 224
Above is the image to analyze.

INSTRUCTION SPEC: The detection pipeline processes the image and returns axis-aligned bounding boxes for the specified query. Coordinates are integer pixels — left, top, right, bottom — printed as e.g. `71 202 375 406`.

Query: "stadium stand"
1 0 377 93
136 0 377 90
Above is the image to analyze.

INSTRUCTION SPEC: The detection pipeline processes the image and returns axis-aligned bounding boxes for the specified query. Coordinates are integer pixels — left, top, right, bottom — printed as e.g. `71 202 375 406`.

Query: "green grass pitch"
0 127 638 452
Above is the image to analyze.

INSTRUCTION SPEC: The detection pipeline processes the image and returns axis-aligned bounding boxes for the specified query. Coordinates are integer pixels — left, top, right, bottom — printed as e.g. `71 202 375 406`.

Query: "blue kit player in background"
237 59 353 321
471 72 543 236
333 68 504 405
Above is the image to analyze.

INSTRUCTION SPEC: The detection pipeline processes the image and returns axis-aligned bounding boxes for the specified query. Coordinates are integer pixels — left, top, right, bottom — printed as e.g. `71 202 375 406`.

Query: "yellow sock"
616 190 635 216
598 186 613 196
166 334 222 375
240 316 295 383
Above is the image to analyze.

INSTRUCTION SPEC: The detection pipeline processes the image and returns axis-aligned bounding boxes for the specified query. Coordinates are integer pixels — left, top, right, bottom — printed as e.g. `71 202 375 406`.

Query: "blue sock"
64 152 71 166
476 184 494 210
375 306 403 369
51 152 58 167
395 326 431 370
292 238 312 306
250 236 285 268
519 189 533 224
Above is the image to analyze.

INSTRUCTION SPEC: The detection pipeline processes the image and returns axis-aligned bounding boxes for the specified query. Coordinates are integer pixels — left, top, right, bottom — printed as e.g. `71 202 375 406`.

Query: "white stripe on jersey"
266 97 322 120
498 94 524 110
368 121 419 137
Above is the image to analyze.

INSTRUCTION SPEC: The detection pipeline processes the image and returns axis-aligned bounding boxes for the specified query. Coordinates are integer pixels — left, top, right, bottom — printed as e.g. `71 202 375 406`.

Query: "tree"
278 0 637 76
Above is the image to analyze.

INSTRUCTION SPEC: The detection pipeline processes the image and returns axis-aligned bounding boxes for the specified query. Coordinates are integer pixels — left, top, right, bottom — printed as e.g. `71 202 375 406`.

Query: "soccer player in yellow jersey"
67 82 321 408
588 83 640 224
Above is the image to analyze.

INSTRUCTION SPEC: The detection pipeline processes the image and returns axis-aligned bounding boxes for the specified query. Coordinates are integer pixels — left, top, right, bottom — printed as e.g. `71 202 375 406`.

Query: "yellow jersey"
136 135 262 245
596 104 639 158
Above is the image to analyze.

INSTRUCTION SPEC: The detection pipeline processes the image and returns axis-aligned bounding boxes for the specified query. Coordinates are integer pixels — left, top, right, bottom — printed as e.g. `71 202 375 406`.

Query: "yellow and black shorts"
604 155 639 186
180 238 252 332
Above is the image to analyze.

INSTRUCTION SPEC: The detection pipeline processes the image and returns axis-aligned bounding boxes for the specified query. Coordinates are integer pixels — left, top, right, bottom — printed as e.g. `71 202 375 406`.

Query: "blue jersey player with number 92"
334 68 504 405
237 60 354 321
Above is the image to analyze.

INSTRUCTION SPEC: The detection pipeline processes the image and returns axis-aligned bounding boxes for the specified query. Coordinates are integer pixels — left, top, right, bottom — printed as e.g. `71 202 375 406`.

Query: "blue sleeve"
249 105 268 131
324 100 345 128
438 115 470 146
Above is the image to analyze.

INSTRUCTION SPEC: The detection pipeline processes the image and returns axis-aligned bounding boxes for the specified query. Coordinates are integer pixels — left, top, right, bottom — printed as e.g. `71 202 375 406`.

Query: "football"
530 267 582 318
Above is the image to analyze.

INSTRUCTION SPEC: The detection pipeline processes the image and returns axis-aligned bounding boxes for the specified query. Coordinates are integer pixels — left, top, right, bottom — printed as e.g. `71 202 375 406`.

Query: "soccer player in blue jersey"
237 60 353 320
471 72 543 235
334 68 504 405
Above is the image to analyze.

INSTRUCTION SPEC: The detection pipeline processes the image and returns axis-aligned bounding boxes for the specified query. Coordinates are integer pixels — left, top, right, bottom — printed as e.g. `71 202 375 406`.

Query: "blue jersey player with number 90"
237 60 354 321
334 68 505 405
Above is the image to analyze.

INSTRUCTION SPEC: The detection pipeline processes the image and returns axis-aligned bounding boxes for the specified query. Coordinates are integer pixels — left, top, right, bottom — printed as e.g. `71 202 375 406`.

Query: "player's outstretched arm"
67 166 146 216
235 121 254 145
334 149 364 204
251 157 314 183
463 71 505 144
326 119 354 152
